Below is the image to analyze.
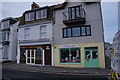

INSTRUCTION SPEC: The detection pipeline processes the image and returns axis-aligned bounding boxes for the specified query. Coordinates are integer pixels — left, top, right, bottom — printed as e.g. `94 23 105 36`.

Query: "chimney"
31 2 40 9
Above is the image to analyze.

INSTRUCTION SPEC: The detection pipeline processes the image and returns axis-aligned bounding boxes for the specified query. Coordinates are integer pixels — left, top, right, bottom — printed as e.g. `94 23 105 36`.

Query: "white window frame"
25 12 35 21
2 32 9 41
1 20 10 29
36 9 47 19
24 28 30 40
40 25 46 38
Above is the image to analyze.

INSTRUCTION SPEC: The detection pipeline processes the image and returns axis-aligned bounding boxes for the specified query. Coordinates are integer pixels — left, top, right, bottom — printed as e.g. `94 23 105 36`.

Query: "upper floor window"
25 12 35 21
25 9 48 22
24 28 30 40
1 20 10 29
36 9 47 19
40 25 46 38
2 32 9 41
68 5 83 20
63 25 91 38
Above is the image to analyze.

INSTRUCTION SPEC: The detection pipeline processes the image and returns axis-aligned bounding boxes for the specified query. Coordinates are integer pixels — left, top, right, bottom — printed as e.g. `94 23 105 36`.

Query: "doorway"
85 48 99 68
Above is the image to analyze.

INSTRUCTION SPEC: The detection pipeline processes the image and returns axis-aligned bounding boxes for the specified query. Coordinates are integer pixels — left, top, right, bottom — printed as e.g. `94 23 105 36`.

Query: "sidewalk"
2 63 111 76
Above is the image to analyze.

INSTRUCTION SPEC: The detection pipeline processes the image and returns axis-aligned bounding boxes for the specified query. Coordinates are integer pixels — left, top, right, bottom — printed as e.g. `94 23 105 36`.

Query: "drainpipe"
17 40 20 63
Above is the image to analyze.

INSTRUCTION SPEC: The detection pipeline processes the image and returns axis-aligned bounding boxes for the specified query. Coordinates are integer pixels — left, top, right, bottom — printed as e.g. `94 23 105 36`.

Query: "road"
2 69 109 80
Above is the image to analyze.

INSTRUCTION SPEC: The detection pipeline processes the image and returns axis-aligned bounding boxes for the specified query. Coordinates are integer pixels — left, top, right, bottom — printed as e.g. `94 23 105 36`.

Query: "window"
60 48 81 63
36 9 47 19
1 20 10 29
25 12 35 21
2 32 9 41
40 25 46 38
69 5 82 20
63 25 91 38
24 28 30 40
72 27 80 37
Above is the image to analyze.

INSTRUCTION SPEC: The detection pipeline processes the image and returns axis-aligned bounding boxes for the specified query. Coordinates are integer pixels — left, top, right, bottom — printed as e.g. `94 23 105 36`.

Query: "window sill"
60 63 82 65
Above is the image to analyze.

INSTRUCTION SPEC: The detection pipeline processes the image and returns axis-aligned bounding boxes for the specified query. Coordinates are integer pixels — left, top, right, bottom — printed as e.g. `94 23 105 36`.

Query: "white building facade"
0 17 19 61
17 3 54 66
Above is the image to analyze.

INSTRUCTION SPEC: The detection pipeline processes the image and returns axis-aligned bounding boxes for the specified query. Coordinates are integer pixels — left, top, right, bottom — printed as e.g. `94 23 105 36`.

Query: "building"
104 42 112 58
111 31 120 79
53 1 105 68
17 2 54 66
0 17 19 61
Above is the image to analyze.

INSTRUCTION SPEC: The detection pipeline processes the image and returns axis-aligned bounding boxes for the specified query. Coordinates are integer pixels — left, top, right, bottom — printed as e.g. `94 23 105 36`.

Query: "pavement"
1 62 111 76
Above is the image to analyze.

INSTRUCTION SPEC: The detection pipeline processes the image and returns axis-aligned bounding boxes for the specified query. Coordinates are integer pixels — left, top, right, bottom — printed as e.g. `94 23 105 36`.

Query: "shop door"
26 50 35 64
85 49 99 68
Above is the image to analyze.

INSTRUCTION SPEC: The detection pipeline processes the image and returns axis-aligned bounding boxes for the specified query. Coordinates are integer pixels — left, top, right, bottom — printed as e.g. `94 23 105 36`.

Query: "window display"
60 48 81 63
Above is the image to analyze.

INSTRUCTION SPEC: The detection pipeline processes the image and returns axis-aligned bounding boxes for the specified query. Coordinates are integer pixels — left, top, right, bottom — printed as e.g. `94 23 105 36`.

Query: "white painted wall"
18 23 52 41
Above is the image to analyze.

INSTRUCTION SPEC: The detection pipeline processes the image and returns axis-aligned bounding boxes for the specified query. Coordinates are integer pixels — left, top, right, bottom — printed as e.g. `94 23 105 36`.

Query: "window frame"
1 20 10 29
24 28 30 40
62 25 91 38
25 12 35 21
59 48 81 64
36 9 47 19
68 5 82 20
2 32 9 41
40 25 46 38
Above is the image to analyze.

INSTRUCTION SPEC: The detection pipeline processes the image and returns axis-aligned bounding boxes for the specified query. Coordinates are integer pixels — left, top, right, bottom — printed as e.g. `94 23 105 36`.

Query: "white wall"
18 23 52 41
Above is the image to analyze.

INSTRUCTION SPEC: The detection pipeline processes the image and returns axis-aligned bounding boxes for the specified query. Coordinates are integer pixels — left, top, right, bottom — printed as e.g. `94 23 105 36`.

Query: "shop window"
60 48 81 63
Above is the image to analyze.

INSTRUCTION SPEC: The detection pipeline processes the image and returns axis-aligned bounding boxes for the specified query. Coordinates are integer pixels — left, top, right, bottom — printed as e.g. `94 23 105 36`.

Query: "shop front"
54 43 105 68
20 44 51 66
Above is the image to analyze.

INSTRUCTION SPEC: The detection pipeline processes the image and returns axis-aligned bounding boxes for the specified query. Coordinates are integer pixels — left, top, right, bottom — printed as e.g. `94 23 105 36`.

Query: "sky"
0 1 118 43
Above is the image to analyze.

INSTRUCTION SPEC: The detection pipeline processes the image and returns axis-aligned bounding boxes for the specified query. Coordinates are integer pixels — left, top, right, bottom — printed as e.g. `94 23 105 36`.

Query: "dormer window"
36 9 47 19
1 20 10 29
25 12 35 21
25 8 48 22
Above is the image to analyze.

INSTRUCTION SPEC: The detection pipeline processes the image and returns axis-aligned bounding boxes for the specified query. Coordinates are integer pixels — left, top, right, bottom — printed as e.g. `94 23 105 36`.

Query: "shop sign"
61 44 78 48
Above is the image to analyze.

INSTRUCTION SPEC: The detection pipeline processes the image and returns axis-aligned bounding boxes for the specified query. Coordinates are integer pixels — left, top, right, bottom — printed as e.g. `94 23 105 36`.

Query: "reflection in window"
63 25 91 38
92 51 98 59
72 27 80 37
85 51 91 59
60 48 81 63
68 28 71 37
81 27 86 35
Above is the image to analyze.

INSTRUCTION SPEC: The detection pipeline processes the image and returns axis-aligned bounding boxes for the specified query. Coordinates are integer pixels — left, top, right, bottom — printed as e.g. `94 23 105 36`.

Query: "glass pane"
27 50 30 57
67 28 71 37
72 27 80 37
25 14 29 21
36 10 41 19
40 33 46 38
85 51 91 59
27 58 30 63
40 26 46 32
81 27 86 36
25 28 30 34
31 59 34 63
76 7 80 18
36 50 42 64
63 29 67 37
43 9 47 18
92 51 98 59
60 49 69 63
30 12 35 20
71 48 80 63
31 50 34 57
86 26 90 35
71 8 75 19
